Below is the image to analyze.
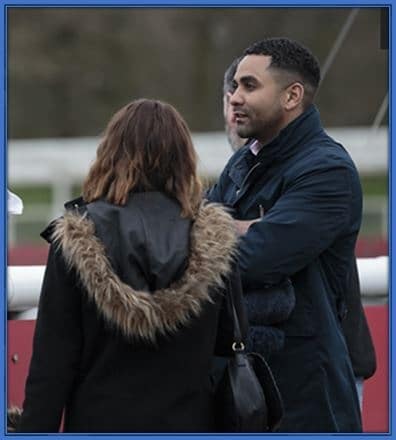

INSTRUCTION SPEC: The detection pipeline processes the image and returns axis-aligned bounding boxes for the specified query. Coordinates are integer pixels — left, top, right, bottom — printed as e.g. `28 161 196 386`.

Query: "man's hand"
234 218 261 235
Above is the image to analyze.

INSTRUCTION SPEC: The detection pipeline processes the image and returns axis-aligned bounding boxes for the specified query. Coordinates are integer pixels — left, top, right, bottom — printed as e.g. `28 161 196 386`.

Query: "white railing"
8 128 388 185
7 257 389 319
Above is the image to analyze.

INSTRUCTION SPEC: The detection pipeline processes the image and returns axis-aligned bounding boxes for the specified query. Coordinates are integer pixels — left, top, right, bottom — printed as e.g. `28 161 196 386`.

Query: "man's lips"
233 110 248 123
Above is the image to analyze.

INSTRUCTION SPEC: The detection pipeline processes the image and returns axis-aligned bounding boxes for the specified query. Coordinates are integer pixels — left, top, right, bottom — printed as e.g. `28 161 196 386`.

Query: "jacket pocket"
275 291 315 337
245 278 295 325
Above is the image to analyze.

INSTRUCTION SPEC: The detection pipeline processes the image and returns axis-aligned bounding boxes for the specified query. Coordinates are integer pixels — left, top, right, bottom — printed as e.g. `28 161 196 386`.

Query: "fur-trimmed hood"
51 198 238 342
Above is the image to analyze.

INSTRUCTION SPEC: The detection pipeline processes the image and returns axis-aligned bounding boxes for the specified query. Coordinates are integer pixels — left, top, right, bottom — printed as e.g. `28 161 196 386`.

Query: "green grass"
10 184 82 203
10 185 52 204
10 173 389 203
361 174 388 196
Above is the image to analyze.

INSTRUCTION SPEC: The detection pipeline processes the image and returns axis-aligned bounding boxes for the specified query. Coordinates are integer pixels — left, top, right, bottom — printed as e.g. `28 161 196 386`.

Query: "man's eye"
245 83 255 90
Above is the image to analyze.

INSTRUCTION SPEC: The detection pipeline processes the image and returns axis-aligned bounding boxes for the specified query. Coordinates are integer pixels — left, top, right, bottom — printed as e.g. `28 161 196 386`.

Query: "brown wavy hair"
82 99 202 218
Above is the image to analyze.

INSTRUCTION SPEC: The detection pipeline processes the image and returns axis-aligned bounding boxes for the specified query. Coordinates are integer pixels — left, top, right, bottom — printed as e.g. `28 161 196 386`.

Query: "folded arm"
239 165 354 288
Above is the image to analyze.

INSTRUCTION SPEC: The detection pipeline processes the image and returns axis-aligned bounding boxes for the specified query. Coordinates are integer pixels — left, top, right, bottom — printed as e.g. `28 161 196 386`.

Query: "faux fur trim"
51 202 237 342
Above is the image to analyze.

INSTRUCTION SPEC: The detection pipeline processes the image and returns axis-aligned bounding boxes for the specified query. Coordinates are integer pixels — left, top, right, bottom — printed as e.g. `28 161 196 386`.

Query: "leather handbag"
214 282 284 432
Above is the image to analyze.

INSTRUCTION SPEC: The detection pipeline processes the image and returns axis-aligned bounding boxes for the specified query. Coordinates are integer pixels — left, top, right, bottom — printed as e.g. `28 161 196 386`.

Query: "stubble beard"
238 109 284 145
236 121 254 140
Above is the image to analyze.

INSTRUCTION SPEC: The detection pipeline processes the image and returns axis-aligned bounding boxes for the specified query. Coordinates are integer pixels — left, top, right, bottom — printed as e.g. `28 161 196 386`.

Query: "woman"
16 99 245 433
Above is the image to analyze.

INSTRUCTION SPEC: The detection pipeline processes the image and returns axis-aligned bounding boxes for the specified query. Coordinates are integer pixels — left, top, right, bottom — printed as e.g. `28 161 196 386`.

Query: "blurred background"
7 6 388 263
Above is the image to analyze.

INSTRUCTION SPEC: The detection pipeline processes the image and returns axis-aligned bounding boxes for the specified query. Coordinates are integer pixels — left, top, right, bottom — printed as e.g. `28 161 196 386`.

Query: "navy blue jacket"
207 105 362 432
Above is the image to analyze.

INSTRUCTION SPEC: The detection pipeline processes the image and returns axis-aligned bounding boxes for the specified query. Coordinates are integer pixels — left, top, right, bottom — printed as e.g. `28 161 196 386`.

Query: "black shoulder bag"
214 285 284 432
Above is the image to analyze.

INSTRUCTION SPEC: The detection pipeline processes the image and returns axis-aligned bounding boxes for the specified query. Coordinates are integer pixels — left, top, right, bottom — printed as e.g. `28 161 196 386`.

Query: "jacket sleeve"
206 174 226 204
239 163 356 288
214 264 248 356
18 245 83 432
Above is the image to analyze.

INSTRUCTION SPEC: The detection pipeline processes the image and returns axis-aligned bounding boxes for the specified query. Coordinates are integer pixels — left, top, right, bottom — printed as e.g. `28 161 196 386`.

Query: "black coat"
18 192 246 433
208 105 362 432
342 257 376 379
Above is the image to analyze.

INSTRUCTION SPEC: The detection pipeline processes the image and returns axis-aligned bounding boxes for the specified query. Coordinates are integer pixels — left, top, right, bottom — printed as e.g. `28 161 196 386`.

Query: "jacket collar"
256 104 323 166
50 201 238 342
229 105 323 188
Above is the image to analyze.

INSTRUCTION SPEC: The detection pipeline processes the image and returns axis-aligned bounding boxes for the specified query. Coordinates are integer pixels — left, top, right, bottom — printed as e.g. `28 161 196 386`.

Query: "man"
207 38 362 432
222 57 297 360
221 55 376 411
223 56 245 152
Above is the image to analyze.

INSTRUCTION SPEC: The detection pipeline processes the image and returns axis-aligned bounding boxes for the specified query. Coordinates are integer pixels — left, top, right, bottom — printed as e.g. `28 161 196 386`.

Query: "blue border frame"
1 3 392 440
389 1 393 438
0 2 394 5
1 1 6 437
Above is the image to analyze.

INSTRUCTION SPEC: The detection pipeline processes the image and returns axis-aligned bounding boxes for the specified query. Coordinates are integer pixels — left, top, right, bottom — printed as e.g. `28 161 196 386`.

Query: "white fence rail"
7 257 389 319
8 127 388 185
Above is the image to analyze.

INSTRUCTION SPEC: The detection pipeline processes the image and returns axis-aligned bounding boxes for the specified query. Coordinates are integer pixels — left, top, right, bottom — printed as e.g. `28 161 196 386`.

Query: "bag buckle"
232 341 245 352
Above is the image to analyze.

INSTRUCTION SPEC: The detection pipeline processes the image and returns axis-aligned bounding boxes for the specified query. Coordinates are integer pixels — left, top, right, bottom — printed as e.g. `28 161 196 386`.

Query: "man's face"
223 92 247 151
230 54 287 145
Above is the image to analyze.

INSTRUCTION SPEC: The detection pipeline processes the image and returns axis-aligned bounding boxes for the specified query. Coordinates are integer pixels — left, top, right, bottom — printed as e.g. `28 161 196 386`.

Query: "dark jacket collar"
255 104 323 166
228 105 323 188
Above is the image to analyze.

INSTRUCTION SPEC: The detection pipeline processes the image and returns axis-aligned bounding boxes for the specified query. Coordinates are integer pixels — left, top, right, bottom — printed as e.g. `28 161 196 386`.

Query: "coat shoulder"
48 200 238 343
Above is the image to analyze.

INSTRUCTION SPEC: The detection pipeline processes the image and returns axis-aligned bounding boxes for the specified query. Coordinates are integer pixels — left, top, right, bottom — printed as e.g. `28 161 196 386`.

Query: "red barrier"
8 245 48 266
7 306 389 432
362 305 389 432
355 238 388 258
7 320 36 408
7 237 388 266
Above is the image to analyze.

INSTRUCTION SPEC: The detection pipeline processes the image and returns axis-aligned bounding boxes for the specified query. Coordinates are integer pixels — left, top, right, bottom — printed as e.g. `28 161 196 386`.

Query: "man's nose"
229 88 244 106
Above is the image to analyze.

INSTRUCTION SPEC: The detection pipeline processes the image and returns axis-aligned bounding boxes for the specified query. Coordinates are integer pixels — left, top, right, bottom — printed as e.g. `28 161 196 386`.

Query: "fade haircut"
243 37 321 106
223 56 242 95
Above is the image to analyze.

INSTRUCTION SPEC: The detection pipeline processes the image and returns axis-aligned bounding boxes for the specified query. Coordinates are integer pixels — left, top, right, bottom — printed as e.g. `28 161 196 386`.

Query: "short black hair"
223 56 242 95
243 38 321 102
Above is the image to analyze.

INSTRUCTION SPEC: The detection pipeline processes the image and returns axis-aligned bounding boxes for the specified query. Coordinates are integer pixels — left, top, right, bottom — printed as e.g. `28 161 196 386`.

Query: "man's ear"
283 82 304 111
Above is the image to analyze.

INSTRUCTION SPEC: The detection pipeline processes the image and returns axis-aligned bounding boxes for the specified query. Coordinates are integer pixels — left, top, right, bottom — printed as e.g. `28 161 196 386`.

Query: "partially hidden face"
223 92 246 151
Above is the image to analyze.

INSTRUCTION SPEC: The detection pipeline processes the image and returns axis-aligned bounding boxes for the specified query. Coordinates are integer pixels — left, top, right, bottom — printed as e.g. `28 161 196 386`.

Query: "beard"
236 122 254 139
236 108 284 145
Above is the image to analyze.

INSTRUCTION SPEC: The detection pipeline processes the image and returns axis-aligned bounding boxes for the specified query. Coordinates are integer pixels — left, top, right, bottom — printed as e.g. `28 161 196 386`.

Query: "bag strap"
227 278 245 352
